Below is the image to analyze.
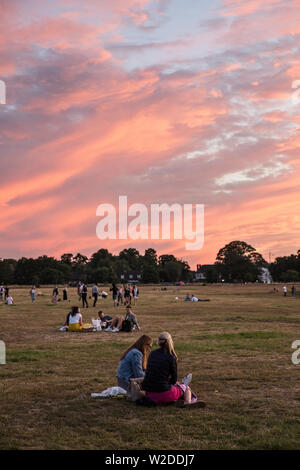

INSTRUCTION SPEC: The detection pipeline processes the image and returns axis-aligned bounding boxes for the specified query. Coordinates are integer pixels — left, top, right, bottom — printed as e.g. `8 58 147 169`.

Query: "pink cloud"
1 0 300 268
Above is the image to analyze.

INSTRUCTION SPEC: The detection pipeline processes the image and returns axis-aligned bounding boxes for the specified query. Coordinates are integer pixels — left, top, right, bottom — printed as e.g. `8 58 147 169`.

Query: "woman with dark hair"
110 283 118 307
81 284 88 308
63 286 68 301
65 306 83 331
116 335 153 391
141 332 205 407
123 284 131 306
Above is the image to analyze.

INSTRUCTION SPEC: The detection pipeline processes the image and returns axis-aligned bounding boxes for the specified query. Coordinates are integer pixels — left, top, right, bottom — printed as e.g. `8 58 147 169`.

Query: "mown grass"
0 283 299 450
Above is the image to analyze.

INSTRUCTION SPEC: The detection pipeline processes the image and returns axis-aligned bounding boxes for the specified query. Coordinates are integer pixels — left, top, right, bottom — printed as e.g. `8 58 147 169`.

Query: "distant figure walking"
133 285 139 306
77 282 83 301
63 286 68 301
92 283 99 307
52 286 59 302
283 286 287 297
4 286 9 300
291 285 296 297
81 284 88 308
117 286 123 306
30 286 36 303
110 283 118 307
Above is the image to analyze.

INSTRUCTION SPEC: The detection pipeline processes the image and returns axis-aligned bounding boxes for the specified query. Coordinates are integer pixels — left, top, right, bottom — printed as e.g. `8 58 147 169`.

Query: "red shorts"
145 385 183 404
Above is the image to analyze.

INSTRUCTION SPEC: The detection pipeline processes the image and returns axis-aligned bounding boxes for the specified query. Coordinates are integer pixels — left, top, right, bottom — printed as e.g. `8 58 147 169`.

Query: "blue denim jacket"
116 348 145 383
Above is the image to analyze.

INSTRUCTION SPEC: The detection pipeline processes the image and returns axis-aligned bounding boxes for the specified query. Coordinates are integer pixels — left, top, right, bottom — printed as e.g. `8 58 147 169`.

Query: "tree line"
0 242 299 285
0 248 191 285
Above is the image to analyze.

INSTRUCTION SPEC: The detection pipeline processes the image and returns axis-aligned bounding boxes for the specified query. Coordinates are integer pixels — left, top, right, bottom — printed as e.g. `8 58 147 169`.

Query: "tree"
39 268 65 284
14 258 37 284
0 259 16 284
60 253 73 265
119 248 141 271
73 253 88 265
280 270 300 282
142 265 160 283
204 267 219 283
270 253 300 281
141 248 159 283
163 261 181 282
216 240 266 282
144 248 158 266
90 249 113 268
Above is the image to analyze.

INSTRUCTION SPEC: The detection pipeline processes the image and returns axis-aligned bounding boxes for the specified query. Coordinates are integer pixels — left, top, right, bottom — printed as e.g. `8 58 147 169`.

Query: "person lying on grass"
141 332 205 408
116 335 153 391
105 305 140 332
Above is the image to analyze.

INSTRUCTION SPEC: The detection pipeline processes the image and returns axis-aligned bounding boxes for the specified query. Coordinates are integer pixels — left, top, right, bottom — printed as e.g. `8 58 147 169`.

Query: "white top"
191 296 198 302
69 313 82 324
7 296 13 304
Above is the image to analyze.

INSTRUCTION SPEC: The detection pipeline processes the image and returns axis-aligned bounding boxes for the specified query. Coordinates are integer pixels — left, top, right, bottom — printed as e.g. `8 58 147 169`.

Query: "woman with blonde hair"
141 332 204 407
116 335 153 391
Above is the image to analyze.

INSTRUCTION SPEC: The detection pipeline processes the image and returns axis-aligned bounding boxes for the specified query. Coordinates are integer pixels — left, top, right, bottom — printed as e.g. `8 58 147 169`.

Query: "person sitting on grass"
116 335 153 391
191 294 199 302
184 293 191 301
105 305 140 333
6 295 14 305
141 332 205 408
66 306 83 331
97 310 113 328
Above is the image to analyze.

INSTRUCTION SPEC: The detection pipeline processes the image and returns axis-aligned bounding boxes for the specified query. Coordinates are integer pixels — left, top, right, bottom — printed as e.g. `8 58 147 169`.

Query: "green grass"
0 283 300 449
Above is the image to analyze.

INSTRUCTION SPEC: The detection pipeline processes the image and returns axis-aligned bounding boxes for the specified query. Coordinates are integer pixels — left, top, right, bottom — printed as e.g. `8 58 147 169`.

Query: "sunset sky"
1 0 300 269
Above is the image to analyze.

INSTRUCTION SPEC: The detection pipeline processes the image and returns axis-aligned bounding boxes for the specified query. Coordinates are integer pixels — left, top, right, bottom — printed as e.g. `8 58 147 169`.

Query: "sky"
1 0 300 269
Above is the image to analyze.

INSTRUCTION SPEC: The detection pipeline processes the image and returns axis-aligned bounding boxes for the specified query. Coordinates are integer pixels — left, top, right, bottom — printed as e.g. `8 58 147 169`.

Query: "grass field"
0 284 299 450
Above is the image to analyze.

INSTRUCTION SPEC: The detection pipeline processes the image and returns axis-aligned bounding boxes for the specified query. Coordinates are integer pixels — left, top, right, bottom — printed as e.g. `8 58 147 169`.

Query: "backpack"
121 319 132 332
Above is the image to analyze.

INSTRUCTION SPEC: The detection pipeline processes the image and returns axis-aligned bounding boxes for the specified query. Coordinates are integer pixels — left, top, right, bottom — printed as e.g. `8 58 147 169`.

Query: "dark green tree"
215 241 266 282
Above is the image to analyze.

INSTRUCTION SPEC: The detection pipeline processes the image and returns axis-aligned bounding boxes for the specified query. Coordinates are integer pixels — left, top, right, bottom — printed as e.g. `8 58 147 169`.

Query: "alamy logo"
291 340 300 365
0 80 6 104
96 196 204 250
0 341 6 365
291 80 300 105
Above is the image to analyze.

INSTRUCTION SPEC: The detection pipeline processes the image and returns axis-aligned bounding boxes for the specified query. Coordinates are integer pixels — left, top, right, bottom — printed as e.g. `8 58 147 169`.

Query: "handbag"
126 378 145 402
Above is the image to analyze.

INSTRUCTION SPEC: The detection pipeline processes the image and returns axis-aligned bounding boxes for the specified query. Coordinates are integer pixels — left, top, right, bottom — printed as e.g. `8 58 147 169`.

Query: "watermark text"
96 196 204 250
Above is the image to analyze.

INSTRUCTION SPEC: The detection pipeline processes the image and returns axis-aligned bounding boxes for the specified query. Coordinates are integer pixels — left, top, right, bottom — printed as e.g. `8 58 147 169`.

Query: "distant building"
117 271 142 283
195 264 221 282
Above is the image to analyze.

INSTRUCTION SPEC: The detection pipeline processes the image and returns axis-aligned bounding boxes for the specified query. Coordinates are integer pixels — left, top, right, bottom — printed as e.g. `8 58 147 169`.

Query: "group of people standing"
110 283 139 307
0 285 13 304
282 285 297 297
77 282 109 308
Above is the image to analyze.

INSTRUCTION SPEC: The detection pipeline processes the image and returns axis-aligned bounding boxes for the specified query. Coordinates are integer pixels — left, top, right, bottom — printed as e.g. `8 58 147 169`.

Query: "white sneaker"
112 328 119 332
182 373 192 386
105 327 112 332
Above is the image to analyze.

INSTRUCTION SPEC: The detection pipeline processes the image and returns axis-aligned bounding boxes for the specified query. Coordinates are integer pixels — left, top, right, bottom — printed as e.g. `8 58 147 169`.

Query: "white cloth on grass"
91 386 127 398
